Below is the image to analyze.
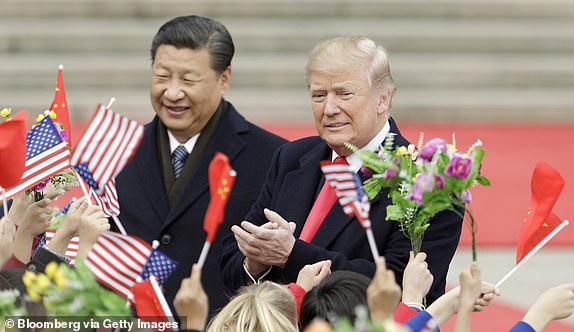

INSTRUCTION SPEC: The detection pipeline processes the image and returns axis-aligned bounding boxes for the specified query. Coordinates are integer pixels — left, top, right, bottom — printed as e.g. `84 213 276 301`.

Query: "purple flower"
445 155 472 179
461 189 472 203
409 172 440 205
418 138 447 161
360 165 373 178
434 174 445 190
382 169 398 180
57 128 68 142
32 179 50 192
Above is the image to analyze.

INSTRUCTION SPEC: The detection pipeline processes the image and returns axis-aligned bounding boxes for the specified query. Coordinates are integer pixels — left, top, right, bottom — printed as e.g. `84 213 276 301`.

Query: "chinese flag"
132 276 174 332
49 65 72 147
204 152 236 242
0 111 28 188
516 161 564 263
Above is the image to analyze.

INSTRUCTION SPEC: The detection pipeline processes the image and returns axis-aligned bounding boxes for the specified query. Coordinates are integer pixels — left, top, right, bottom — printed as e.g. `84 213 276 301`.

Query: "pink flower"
445 155 472 179
418 138 447 161
461 189 472 203
383 169 398 180
57 128 68 142
410 172 443 205
32 179 50 192
360 165 373 178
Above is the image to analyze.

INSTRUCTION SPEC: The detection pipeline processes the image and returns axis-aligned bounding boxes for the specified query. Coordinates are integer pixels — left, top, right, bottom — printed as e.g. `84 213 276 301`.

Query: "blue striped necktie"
172 145 189 178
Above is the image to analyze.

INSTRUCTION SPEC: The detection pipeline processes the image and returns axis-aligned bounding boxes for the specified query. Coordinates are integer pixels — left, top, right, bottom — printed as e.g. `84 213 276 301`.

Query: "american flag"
88 178 120 217
44 229 79 263
71 104 143 194
140 249 178 286
84 231 152 300
3 116 71 199
320 161 371 228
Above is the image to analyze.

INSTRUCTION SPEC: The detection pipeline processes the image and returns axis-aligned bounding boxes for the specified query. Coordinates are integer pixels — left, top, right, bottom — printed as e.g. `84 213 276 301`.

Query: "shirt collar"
167 130 200 154
332 120 391 173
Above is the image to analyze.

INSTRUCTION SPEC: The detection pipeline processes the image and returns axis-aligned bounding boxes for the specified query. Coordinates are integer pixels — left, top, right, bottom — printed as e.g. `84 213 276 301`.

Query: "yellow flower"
397 146 408 156
49 110 57 119
22 271 37 288
447 144 457 152
0 107 11 117
45 262 58 279
35 114 45 123
35 274 51 292
28 289 42 302
54 269 67 289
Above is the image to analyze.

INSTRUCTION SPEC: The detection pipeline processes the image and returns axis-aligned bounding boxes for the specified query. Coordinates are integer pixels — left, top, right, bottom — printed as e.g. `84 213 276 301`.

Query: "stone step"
2 53 573 90
1 0 573 19
1 18 574 55
3 87 573 124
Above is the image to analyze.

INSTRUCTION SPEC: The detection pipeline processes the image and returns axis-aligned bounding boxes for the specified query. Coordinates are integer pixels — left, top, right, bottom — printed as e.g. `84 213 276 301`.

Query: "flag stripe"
71 105 143 194
84 231 152 300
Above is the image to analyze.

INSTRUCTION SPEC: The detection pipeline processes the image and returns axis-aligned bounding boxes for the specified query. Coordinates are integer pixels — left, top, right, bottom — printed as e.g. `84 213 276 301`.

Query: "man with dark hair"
115 15 286 314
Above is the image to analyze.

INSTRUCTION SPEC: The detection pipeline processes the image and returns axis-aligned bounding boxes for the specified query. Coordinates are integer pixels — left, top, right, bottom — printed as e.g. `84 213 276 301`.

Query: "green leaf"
476 175 491 186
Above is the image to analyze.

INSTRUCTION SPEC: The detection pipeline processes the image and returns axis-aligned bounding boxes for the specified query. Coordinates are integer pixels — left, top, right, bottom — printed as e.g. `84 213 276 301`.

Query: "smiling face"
309 68 391 156
150 45 231 143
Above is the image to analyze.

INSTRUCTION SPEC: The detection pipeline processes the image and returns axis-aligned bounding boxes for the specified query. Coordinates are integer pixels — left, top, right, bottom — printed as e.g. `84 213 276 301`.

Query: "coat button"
160 234 171 245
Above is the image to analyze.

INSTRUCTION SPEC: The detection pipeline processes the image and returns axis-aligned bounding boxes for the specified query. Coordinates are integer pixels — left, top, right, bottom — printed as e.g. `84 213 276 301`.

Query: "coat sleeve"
219 145 285 290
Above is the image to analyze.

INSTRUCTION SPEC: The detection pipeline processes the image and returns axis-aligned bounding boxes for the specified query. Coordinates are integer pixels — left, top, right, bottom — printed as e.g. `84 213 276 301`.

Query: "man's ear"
219 66 232 94
377 89 393 115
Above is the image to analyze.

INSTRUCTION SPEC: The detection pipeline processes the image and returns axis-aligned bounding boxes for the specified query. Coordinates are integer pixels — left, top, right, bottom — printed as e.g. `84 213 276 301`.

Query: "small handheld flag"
49 64 72 147
3 116 71 200
132 275 178 331
320 160 380 260
495 161 569 288
0 111 28 216
71 103 143 194
197 152 237 268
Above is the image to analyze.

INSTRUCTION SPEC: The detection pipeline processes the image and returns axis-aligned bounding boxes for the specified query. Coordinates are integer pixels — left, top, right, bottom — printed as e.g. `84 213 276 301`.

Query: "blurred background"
1 0 573 330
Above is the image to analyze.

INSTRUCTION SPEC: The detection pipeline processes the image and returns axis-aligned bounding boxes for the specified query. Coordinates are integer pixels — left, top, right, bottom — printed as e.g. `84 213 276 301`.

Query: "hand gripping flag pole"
320 160 380 260
197 152 237 268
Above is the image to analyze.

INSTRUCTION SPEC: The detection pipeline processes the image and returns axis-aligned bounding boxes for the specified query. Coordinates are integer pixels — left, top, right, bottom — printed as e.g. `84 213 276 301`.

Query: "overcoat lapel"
161 106 248 231
134 118 170 225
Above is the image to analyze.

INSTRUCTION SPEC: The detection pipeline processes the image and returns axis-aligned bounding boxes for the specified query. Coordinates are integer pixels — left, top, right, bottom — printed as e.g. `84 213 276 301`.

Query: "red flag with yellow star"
516 161 564 263
0 111 28 188
204 152 236 242
49 65 72 147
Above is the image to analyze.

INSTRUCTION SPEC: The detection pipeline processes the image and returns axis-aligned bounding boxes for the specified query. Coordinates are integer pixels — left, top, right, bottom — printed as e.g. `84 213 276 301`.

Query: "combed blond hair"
305 36 396 94
206 281 297 332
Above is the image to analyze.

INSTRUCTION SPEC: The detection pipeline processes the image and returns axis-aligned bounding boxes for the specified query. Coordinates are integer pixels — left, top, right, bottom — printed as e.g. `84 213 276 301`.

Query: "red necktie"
299 157 348 243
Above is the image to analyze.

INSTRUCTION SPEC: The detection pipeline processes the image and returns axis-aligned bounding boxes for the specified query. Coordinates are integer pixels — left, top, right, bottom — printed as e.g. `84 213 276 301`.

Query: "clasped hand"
232 208 296 269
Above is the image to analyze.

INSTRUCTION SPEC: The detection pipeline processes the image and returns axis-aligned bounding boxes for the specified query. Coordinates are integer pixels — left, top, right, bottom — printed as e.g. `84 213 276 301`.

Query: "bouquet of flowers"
347 133 489 260
22 261 130 317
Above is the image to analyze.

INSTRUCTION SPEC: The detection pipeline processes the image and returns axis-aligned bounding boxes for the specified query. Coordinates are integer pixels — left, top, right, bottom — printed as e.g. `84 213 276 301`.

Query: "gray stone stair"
1 0 573 124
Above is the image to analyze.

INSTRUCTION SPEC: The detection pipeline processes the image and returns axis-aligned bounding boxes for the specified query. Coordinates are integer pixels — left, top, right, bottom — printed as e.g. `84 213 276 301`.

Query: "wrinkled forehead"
308 67 371 90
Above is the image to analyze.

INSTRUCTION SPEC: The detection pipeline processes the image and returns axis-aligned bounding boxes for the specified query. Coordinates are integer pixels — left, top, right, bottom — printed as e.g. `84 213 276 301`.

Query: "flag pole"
495 219 569 288
74 170 127 235
106 97 116 109
1 187 8 217
351 204 380 260
365 227 380 260
197 241 211 268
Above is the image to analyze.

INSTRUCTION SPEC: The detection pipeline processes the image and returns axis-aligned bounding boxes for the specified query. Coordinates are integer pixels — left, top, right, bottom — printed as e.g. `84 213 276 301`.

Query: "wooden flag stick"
495 219 569 288
197 241 211 268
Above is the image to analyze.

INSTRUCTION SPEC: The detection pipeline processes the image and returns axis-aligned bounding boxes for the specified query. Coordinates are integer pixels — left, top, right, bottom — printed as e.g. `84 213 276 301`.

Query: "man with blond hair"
221 36 463 303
